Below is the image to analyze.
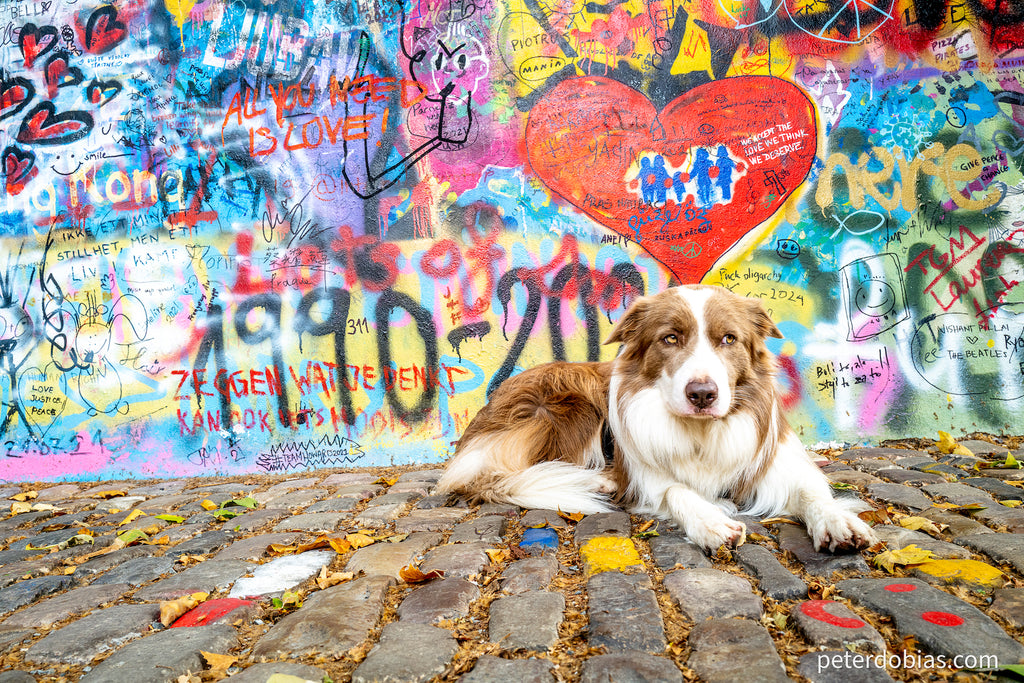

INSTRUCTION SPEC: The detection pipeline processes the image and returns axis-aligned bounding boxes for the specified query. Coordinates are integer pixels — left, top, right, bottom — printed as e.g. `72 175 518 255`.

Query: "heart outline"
17 101 94 146
18 23 58 69
527 75 818 282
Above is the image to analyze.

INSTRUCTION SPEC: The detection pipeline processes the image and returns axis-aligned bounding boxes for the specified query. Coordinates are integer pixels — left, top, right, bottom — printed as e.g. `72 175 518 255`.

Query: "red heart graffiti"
17 102 93 146
526 76 817 282
2 145 37 195
0 76 33 121
84 5 127 54
18 23 58 69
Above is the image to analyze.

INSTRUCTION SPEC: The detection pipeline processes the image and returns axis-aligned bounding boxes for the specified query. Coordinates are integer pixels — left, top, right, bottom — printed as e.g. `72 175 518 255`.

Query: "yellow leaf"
858 508 891 525
200 499 218 511
558 510 585 523
485 548 509 564
375 476 399 486
30 503 56 511
1005 453 1022 469
1002 500 1022 508
10 491 38 502
159 592 208 626
118 509 147 526
268 542 298 556
90 490 126 499
399 565 445 583
872 544 937 573
760 517 800 526
936 431 973 456
328 537 352 554
346 533 375 549
200 651 237 671
897 516 946 534
10 501 31 515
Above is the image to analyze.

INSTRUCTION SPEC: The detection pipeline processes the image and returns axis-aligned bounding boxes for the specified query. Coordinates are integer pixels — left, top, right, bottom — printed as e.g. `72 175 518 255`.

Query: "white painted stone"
229 550 333 598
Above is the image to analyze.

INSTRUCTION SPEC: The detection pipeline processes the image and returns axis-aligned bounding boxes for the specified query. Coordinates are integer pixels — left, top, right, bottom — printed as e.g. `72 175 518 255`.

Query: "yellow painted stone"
914 559 1005 589
580 536 642 575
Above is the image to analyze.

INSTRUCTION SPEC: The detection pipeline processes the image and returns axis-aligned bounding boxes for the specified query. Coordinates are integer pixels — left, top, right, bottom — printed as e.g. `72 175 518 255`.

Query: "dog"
437 284 876 552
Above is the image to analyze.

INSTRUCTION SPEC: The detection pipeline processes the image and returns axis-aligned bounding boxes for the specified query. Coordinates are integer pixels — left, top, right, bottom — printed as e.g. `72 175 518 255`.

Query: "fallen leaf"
399 565 445 584
936 431 973 456
90 490 126 499
211 508 246 520
200 499 218 511
30 503 56 511
315 566 354 590
829 482 857 491
155 514 185 523
1004 453 1022 469
558 510 585 523
328 537 352 554
385 533 409 543
200 651 237 671
346 533 375 549
271 590 302 611
10 501 32 515
485 548 509 564
267 542 298 556
760 517 799 526
220 496 257 509
1001 500 1022 508
10 491 37 502
118 509 148 526
858 508 891 525
160 592 209 626
117 529 150 545
375 476 399 486
897 516 946 534
873 544 937 573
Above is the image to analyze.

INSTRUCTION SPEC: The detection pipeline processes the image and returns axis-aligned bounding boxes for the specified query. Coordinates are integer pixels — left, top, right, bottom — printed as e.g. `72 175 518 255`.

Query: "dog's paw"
595 473 617 495
688 516 746 551
808 509 876 553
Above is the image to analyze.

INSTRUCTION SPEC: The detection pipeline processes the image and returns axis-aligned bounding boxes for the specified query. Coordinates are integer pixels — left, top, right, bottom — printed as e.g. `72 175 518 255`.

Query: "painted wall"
0 0 1021 481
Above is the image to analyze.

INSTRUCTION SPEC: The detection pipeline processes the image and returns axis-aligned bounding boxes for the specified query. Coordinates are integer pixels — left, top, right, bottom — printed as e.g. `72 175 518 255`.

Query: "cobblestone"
6 439 1024 681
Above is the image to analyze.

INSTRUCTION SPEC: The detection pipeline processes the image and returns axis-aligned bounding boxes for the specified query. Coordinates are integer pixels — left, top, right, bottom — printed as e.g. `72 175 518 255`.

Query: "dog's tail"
437 457 615 514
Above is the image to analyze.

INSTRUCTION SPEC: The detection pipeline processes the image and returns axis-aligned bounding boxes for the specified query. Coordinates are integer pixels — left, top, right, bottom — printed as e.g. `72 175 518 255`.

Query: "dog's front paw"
688 516 746 551
808 509 876 553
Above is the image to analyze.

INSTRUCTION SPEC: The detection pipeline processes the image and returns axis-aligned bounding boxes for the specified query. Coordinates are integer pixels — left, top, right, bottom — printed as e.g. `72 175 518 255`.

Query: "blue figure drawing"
715 145 736 201
691 148 714 207
639 155 670 204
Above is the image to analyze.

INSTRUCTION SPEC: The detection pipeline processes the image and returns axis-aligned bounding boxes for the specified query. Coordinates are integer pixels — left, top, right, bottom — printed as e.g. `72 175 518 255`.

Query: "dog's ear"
604 296 652 345
748 298 783 339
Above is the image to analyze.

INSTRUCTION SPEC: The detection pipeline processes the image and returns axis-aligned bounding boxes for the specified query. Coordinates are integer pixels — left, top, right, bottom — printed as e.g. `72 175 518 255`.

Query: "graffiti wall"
0 0 1022 481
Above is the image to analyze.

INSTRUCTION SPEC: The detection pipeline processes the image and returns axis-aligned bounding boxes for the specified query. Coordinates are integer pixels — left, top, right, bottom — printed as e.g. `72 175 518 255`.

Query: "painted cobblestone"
2 441 1024 681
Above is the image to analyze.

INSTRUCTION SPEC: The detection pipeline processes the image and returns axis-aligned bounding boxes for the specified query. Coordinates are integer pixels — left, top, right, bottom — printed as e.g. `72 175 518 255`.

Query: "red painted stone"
921 611 965 627
799 600 867 629
884 583 917 592
170 598 255 628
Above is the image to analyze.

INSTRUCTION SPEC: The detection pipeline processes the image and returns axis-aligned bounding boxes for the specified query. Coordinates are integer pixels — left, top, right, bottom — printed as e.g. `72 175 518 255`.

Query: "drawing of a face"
854 280 896 317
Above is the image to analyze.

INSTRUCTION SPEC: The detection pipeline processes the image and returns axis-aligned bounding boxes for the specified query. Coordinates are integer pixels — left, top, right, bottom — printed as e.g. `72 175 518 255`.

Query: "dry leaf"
90 490 126 499
873 544 936 573
347 533 375 549
328 537 352 554
760 517 799 526
858 508 891 525
558 510 585 523
315 566 354 590
118 509 147 526
484 548 509 564
897 516 946 534
936 431 973 456
399 565 445 583
10 491 37 502
159 591 209 626
199 499 219 511
200 651 237 671
10 501 32 515
375 476 399 486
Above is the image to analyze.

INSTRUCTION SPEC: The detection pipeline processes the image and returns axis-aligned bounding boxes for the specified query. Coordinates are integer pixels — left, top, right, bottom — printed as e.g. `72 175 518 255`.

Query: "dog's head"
605 285 782 418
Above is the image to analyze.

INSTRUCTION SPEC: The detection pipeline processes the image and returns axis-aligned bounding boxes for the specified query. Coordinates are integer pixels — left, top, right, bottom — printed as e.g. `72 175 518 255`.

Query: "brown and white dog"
437 285 876 552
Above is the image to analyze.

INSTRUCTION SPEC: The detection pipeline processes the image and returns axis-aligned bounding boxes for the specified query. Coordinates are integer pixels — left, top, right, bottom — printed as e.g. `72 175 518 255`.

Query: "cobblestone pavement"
2 437 1024 682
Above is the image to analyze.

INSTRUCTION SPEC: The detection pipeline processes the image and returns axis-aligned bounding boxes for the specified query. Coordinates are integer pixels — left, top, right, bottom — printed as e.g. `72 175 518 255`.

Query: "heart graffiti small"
18 23 58 69
17 101 94 146
0 76 34 122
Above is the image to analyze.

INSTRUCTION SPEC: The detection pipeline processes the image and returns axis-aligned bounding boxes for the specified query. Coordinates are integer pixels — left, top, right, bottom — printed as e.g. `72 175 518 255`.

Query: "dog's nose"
686 381 718 410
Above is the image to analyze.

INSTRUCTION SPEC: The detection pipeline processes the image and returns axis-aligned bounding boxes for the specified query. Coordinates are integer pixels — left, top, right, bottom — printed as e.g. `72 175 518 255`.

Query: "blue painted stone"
520 527 559 554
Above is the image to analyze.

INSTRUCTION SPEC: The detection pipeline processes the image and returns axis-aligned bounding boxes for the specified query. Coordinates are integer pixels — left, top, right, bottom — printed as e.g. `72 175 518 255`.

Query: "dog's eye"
722 334 737 346
663 334 679 345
